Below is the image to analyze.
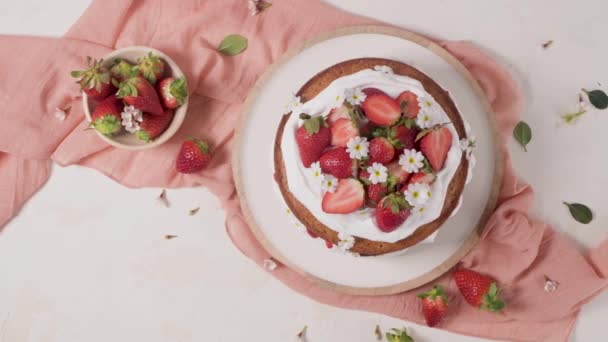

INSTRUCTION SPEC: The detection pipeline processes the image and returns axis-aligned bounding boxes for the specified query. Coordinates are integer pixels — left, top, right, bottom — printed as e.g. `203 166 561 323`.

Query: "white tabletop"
0 1 606 341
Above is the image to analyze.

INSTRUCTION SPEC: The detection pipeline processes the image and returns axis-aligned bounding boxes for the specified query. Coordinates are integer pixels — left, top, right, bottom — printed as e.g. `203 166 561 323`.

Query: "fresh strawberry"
330 118 359 147
321 179 365 214
135 109 174 142
389 125 419 151
327 105 350 124
362 87 387 97
115 75 164 115
158 77 188 109
366 183 388 206
71 57 115 100
453 269 505 312
369 137 395 165
420 126 452 171
295 114 331 167
408 172 436 185
396 91 420 118
175 137 212 173
362 93 401 127
387 161 410 185
135 52 165 84
319 148 357 179
89 95 123 135
417 285 449 327
109 58 134 81
375 193 411 232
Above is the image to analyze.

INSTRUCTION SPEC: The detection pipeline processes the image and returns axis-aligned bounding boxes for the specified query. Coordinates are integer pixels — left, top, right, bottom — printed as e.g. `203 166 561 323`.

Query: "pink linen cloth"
0 0 606 340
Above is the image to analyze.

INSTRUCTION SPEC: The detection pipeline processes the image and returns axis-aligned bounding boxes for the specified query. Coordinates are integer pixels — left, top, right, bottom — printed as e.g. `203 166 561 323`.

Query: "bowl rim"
82 46 189 151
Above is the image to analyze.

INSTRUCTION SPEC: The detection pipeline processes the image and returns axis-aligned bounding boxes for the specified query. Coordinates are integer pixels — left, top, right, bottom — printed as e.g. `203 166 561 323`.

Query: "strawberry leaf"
563 202 593 224
404 118 416 129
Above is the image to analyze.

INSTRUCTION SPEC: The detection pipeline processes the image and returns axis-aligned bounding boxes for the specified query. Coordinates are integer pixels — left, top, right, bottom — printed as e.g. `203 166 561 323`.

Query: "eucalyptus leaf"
217 34 248 56
513 121 532 152
563 202 593 224
583 89 608 109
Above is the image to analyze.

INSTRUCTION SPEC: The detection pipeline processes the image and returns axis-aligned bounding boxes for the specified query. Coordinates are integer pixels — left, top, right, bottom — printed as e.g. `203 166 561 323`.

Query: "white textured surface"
0 0 607 341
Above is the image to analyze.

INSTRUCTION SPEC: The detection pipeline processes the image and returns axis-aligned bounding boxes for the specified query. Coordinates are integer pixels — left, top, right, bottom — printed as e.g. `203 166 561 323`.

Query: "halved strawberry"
327 105 350 124
389 125 419 151
420 127 452 171
362 94 401 127
321 179 365 214
295 114 331 167
396 91 421 118
319 147 357 179
362 87 387 97
330 118 359 147
408 172 436 186
375 193 411 232
369 137 395 165
417 285 449 327
387 161 410 186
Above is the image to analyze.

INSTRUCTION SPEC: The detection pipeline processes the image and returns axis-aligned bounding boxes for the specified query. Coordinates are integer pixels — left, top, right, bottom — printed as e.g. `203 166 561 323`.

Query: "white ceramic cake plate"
233 26 501 296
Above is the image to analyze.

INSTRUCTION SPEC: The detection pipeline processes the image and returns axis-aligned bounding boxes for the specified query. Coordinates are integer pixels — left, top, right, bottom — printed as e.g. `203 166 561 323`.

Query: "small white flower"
123 121 140 133
373 65 394 74
286 94 304 115
321 175 338 193
346 136 369 160
460 136 476 159
337 232 355 251
366 163 388 184
121 105 144 133
399 149 425 173
416 110 438 129
412 204 427 216
309 161 324 183
263 258 277 271
333 90 346 108
345 87 367 106
404 182 431 206
53 107 67 121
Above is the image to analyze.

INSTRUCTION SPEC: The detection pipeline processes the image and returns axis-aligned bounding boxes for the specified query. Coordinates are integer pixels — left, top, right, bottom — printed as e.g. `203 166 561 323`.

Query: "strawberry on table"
158 77 188 109
362 93 401 127
176 137 212 173
330 118 359 147
396 90 420 118
89 95 123 135
319 147 357 179
453 269 505 312
420 126 452 171
295 114 331 167
375 193 411 232
369 137 395 165
135 109 174 142
417 285 449 327
321 178 365 214
115 75 164 115
135 52 165 84
109 58 134 81
71 56 115 100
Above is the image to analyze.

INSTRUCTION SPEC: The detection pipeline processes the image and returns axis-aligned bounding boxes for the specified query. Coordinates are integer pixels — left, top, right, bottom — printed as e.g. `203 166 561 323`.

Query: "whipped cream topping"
281 68 465 244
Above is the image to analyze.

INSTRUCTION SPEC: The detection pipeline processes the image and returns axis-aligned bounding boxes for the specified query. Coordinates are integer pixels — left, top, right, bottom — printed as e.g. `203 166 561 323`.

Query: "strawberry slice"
327 105 350 124
375 193 410 232
362 87 387 97
362 93 401 127
295 114 331 167
387 161 410 186
396 91 421 118
420 127 452 171
322 179 365 214
417 285 449 327
330 118 359 147
408 172 436 186
319 147 357 179
369 137 395 165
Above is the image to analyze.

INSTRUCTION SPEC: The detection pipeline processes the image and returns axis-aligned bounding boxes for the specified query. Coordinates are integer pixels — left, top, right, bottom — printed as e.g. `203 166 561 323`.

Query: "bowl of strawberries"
72 46 189 150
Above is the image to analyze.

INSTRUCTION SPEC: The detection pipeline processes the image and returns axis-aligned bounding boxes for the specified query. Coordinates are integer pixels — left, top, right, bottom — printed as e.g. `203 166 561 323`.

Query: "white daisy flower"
309 161 324 183
460 136 476 159
345 87 367 106
404 182 431 206
286 94 304 115
321 175 338 193
399 149 425 173
333 90 346 108
337 232 355 252
366 163 388 185
373 65 394 74
416 110 438 129
346 136 369 160
412 204 427 216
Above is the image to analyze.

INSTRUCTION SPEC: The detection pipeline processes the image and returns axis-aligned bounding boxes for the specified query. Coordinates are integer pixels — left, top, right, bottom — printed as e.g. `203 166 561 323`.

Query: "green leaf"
404 118 416 129
217 34 248 56
513 121 532 152
70 70 83 78
386 327 414 342
563 202 593 224
583 89 608 110
421 159 433 174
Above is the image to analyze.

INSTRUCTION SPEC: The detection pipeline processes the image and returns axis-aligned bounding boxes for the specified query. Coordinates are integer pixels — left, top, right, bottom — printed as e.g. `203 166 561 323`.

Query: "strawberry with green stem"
136 109 174 142
89 95 123 135
109 58 135 81
375 192 411 232
158 77 188 109
114 75 164 115
71 57 115 100
453 269 505 312
295 113 331 167
417 285 449 327
135 52 165 84
176 138 212 173
385 327 414 342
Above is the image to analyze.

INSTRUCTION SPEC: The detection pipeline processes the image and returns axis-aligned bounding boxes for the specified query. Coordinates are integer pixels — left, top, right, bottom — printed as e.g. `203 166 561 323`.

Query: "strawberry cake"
274 58 476 256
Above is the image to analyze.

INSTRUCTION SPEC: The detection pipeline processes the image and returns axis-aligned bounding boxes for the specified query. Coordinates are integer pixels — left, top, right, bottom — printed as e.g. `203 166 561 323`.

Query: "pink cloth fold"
0 1 606 341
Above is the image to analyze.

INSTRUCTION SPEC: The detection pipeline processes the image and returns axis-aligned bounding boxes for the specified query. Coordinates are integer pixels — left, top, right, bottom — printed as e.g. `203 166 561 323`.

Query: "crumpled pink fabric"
0 1 606 341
